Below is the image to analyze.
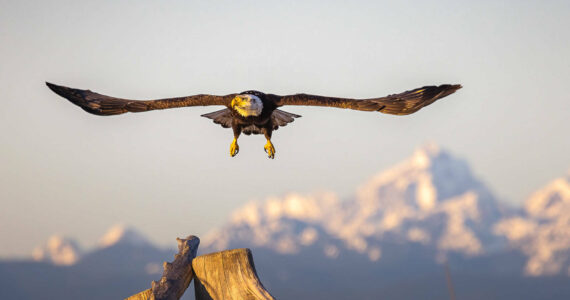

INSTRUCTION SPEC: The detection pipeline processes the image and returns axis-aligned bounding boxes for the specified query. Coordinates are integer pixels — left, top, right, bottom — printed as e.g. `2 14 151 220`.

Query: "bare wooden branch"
125 236 200 300
192 248 275 300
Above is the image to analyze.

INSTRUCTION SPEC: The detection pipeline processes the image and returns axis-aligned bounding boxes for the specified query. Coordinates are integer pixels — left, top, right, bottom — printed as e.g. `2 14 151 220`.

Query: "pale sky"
1 0 569 258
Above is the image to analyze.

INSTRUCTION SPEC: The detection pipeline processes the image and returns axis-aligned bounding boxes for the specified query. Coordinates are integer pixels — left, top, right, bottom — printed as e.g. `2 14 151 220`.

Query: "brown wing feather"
46 82 235 116
273 84 461 115
201 108 233 128
271 109 301 129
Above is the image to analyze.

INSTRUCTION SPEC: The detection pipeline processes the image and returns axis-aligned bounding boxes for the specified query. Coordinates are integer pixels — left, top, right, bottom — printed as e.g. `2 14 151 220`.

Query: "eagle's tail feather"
271 109 301 130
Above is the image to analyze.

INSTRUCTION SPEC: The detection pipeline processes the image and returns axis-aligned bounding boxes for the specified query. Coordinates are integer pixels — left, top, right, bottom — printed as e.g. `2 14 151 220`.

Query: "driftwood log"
193 248 275 300
126 236 274 300
126 236 200 300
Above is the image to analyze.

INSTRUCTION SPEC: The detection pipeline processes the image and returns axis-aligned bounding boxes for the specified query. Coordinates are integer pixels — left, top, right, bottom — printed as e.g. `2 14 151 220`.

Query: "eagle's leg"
230 124 241 157
262 127 275 159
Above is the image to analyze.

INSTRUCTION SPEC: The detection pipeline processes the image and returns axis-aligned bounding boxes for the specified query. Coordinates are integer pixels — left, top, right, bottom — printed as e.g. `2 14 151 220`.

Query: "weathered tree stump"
126 236 200 300
126 236 274 300
192 248 275 300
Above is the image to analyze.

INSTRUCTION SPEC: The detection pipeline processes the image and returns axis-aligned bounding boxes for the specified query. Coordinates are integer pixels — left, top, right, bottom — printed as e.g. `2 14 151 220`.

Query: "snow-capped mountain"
98 224 152 248
202 143 504 261
196 145 570 299
77 224 169 276
32 235 81 266
495 171 570 276
7 146 570 299
343 143 503 256
30 224 156 267
6 225 172 300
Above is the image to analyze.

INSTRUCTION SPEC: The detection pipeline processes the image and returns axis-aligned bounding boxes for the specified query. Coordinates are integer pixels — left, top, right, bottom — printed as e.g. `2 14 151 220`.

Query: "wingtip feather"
46 82 75 100
446 84 462 92
45 81 60 93
438 83 462 98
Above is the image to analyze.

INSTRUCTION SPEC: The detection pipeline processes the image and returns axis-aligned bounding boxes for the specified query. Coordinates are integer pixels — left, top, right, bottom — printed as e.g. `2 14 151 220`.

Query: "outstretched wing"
273 84 461 115
46 82 236 116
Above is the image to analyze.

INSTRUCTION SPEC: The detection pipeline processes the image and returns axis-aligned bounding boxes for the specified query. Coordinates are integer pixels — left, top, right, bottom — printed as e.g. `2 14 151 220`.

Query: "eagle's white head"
231 94 263 117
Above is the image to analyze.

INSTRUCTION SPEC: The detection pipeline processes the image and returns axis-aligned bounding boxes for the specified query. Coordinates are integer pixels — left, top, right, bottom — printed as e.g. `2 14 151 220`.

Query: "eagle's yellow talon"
230 139 239 157
264 140 275 159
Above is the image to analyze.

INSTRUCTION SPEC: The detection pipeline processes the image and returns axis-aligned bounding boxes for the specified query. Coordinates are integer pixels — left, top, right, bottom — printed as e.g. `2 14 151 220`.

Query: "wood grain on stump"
193 248 275 300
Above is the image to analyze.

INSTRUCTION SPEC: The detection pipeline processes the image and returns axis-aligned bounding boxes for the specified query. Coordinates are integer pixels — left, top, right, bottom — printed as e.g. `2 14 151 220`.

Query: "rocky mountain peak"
204 145 503 261
32 235 81 266
98 224 150 248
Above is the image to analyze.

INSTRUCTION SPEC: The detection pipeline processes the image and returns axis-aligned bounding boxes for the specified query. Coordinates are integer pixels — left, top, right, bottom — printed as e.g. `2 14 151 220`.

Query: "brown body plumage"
46 82 462 158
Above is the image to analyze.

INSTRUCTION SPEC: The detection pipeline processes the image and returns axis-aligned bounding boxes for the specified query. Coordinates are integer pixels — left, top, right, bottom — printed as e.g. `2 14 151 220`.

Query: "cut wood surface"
125 289 152 300
125 236 200 300
192 248 275 300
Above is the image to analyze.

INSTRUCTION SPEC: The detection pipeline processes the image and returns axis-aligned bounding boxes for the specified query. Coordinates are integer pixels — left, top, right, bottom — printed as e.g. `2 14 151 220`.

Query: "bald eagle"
46 82 461 159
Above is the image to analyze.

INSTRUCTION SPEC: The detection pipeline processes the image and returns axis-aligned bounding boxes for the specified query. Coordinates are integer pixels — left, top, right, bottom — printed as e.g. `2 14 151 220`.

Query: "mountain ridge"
202 143 506 262
6 145 570 299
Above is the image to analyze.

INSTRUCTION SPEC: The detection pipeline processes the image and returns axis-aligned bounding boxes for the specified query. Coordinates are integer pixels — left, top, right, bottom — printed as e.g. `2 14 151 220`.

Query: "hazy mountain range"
2 144 570 299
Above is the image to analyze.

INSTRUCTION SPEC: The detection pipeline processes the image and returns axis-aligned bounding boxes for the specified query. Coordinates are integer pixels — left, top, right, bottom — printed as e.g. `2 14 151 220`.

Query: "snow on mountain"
15 151 570 299
31 224 156 268
345 143 503 256
14 224 172 300
32 235 81 266
98 224 152 248
495 171 570 276
203 143 504 261
203 192 345 257
73 223 171 281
